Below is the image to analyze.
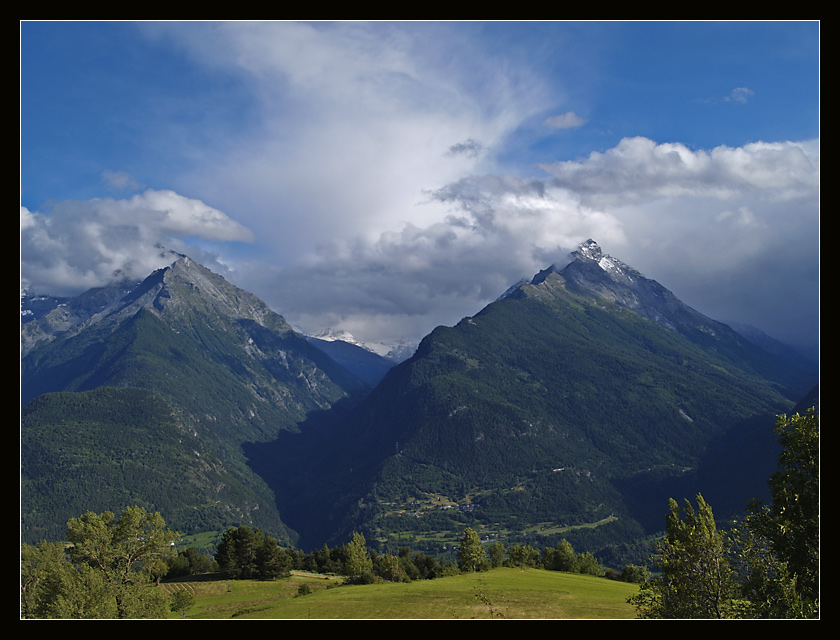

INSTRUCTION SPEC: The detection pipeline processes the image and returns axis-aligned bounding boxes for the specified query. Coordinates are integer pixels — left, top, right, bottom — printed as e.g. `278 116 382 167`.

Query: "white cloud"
529 136 819 351
20 189 253 296
114 190 254 242
234 171 627 344
726 87 755 104
144 21 556 262
246 135 818 353
538 137 819 205
100 170 143 194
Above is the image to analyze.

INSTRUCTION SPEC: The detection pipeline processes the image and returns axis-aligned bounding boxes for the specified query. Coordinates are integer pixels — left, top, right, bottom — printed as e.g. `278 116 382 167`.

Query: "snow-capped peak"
572 239 642 283
310 328 362 345
305 327 417 363
574 239 603 262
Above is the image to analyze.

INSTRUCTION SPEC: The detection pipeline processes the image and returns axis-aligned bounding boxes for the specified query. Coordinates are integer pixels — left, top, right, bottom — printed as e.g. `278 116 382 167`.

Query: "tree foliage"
457 527 485 572
169 589 195 619
22 506 176 619
629 494 736 619
733 408 819 617
507 544 540 568
65 506 176 617
539 538 602 576
21 540 117 619
215 526 290 580
66 506 176 583
342 531 373 579
542 539 578 572
165 546 217 579
487 542 506 568
629 407 819 619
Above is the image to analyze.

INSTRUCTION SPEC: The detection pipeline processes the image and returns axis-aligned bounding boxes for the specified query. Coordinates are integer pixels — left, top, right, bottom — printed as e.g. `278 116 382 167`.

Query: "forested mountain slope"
20 257 369 544
256 241 816 554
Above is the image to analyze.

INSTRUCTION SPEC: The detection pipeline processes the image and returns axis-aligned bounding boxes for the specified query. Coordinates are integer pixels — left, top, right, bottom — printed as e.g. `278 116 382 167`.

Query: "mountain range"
20 241 818 565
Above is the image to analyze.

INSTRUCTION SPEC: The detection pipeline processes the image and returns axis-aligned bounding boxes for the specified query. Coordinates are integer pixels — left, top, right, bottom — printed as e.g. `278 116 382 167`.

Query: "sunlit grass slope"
160 567 640 619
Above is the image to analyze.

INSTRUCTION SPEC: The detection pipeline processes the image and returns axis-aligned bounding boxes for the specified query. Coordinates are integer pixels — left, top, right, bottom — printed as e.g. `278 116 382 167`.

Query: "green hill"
158 567 640 619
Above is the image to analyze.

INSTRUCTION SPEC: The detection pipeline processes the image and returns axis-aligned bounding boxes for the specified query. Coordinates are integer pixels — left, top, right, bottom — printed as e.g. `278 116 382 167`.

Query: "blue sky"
20 21 820 357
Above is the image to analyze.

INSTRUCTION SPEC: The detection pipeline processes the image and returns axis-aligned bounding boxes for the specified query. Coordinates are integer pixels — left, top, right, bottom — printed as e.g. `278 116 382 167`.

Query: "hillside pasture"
159 567 639 619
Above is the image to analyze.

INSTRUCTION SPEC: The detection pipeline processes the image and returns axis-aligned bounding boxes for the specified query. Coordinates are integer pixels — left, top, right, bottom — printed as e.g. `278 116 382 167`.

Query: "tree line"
210 528 459 584
20 507 642 619
206 523 643 587
453 525 648 583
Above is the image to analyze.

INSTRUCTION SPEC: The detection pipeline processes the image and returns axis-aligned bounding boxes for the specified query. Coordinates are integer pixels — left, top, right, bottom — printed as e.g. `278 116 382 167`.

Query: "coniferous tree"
215 526 288 580
215 526 259 579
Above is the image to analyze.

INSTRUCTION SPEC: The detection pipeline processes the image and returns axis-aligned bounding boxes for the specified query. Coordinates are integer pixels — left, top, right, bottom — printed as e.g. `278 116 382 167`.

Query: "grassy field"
158 567 641 619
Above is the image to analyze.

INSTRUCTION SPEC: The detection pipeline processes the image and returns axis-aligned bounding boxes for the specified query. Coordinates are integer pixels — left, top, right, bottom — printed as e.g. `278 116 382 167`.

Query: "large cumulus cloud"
248 136 818 353
142 21 555 262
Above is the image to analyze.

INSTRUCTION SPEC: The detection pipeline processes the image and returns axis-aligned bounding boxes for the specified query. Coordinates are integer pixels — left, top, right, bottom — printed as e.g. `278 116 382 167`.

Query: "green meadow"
158 567 640 619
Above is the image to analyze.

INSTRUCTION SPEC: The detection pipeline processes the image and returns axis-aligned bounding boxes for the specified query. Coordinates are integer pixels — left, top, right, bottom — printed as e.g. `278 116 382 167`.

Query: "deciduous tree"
169 589 195 619
487 541 506 568
543 539 577 572
63 506 176 618
342 531 373 579
457 527 485 572
21 540 115 618
629 494 736 619
734 408 819 617
507 544 540 568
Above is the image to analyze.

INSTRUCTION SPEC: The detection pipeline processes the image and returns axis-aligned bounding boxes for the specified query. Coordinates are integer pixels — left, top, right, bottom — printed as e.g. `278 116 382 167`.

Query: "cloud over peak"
20 189 253 296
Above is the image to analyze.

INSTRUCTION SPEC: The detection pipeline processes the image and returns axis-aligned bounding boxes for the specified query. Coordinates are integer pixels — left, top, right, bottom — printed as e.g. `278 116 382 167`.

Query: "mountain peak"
523 239 737 340
149 256 289 329
571 238 603 262
163 254 214 285
569 239 644 285
529 239 640 288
